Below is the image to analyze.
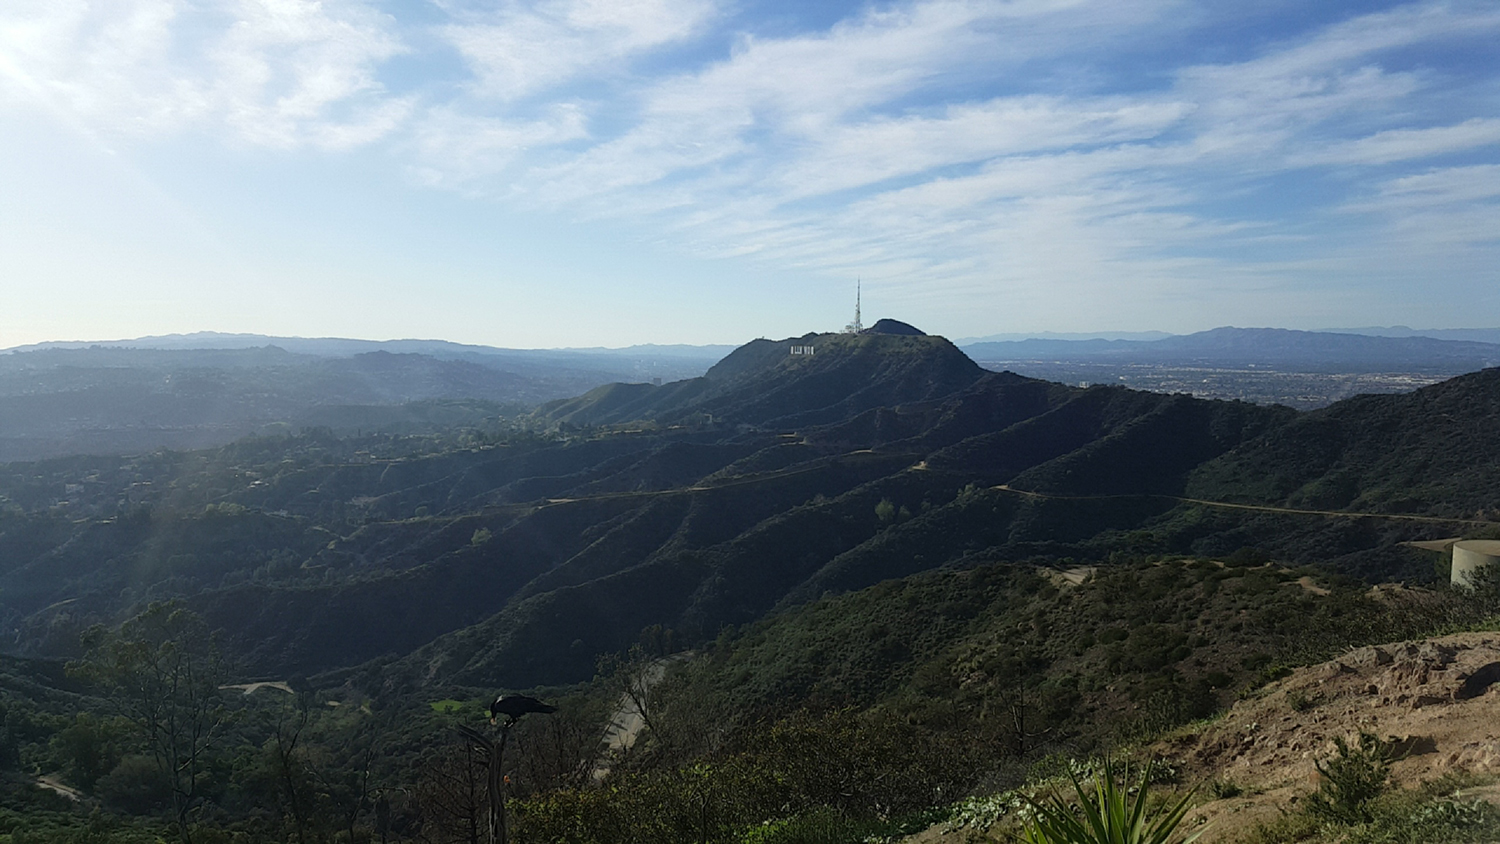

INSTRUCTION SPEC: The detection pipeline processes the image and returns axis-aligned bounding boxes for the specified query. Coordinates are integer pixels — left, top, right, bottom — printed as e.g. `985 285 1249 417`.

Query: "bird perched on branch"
489 694 558 726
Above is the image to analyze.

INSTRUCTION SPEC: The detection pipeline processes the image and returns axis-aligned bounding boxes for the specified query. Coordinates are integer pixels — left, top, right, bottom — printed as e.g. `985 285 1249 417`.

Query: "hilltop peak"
537 328 983 428
864 318 925 335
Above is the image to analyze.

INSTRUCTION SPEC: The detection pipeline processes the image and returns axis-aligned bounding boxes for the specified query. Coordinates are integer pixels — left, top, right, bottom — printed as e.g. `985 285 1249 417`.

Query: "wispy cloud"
0 0 408 148
1294 119 1500 167
769 96 1193 200
1374 164 1500 206
441 0 716 101
2 0 1497 333
511 0 1180 210
509 0 1500 303
408 104 589 189
210 0 411 148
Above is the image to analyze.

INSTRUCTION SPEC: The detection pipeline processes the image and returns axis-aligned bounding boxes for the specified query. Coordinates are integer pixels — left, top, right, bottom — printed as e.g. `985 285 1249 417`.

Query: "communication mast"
844 279 864 333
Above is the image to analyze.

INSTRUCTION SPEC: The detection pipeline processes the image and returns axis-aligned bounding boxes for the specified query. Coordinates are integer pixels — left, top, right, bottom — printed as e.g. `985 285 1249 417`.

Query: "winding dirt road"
993 484 1500 528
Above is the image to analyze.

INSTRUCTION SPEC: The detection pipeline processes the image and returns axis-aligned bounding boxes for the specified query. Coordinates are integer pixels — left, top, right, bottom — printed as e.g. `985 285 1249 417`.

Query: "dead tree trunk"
457 724 512 844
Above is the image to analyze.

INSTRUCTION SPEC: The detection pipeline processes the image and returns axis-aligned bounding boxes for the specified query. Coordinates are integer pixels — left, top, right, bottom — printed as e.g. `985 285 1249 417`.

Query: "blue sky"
1 0 1497 348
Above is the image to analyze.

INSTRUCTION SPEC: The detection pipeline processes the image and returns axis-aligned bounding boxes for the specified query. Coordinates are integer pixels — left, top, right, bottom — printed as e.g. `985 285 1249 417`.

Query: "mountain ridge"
0 326 1496 698
536 330 985 428
1 331 737 360
961 326 1500 373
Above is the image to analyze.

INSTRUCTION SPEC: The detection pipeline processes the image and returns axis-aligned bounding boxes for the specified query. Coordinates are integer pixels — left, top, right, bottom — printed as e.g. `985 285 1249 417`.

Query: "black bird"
489 694 558 725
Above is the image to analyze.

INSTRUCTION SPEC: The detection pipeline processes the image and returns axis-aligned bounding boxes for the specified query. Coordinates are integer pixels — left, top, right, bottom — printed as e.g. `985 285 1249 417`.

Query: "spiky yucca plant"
1014 760 1205 844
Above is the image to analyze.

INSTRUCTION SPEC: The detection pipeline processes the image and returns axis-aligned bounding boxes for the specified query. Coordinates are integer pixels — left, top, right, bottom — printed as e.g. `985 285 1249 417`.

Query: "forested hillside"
3 331 1497 688
1 328 1498 842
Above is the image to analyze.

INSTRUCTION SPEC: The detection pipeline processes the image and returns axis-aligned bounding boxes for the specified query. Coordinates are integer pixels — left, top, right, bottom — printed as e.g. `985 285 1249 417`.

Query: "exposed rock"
1388 735 1438 757
1134 633 1500 843
1347 646 1393 667
1416 642 1459 662
1444 741 1500 773
1164 632 1500 818
1456 661 1500 700
1321 660 1353 678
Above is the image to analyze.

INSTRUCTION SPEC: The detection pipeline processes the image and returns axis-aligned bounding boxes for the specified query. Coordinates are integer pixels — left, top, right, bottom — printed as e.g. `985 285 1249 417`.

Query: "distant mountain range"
0 335 734 461
955 330 1176 343
960 326 1500 373
955 326 1500 346
0 332 736 395
1323 326 1500 344
2 330 739 361
1 326 1498 463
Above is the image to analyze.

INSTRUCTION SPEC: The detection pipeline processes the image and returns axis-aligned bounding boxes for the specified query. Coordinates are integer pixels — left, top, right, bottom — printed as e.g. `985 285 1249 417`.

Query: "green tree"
266 684 317 844
74 603 228 844
312 712 382 844
51 712 126 791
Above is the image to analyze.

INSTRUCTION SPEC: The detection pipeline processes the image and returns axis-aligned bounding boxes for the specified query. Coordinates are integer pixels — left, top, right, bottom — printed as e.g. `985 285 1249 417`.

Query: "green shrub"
1208 779 1241 800
1225 547 1270 568
1407 797 1494 829
1286 689 1321 712
740 809 873 844
1306 733 1393 825
1014 759 1203 844
1244 784 1500 843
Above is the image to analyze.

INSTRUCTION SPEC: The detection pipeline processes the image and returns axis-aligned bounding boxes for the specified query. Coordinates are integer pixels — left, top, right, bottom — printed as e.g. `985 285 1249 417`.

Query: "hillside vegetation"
0 327 1499 842
3 333 1498 688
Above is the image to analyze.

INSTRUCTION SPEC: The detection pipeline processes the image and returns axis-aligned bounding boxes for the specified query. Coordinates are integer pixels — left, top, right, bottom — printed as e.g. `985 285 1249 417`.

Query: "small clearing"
1043 565 1096 587
1296 575 1331 596
1058 566 1095 586
34 775 83 802
594 654 689 779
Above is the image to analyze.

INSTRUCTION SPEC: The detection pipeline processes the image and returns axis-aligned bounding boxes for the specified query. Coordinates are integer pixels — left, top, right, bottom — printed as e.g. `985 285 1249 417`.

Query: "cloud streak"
442 0 716 101
2 0 1497 333
0 0 408 148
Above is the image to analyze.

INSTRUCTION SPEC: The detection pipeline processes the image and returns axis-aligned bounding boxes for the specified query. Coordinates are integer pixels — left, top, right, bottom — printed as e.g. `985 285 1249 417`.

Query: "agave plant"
1014 759 1205 844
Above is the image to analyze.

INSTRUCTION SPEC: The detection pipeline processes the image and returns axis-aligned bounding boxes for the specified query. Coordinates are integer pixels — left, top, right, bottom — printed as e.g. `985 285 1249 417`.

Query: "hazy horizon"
9 323 1500 355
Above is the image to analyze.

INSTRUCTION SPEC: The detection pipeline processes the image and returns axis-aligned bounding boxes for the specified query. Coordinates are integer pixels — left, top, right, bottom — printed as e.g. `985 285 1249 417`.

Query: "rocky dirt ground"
1161 631 1500 840
906 631 1500 843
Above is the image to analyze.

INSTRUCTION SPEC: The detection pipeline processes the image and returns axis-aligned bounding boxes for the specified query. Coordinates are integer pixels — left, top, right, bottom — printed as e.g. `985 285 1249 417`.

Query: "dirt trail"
594 655 688 779
995 485 1500 528
1407 537 1465 552
220 680 295 695
529 451 917 510
34 775 83 802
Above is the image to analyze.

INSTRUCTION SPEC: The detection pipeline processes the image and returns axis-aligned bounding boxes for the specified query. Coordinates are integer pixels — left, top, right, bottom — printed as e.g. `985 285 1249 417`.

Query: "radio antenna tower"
845 279 863 333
